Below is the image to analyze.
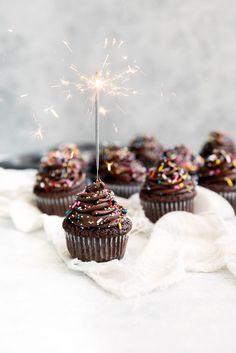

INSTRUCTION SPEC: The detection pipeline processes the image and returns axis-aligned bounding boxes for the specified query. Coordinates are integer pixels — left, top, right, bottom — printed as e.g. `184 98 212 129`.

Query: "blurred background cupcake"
63 179 132 262
129 134 163 168
54 143 88 172
200 131 235 158
140 158 196 223
198 149 236 211
98 145 146 198
34 150 86 216
162 144 204 179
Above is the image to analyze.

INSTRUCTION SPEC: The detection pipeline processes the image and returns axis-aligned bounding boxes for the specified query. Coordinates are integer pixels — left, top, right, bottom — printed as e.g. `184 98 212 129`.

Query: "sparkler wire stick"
95 72 100 180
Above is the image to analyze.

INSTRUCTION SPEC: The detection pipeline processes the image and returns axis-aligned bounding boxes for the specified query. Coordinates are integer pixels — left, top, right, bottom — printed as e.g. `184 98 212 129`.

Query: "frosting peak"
65 180 129 229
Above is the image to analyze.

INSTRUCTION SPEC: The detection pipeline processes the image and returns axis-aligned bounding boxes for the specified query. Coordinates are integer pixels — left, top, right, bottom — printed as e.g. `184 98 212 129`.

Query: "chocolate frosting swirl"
34 151 84 192
99 146 146 184
129 134 163 167
198 149 236 188
140 159 196 198
163 145 204 175
200 131 235 158
65 180 129 229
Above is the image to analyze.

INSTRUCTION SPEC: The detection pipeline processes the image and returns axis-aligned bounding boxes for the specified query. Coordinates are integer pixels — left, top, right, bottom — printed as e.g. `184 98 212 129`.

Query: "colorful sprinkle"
65 209 72 216
225 177 233 187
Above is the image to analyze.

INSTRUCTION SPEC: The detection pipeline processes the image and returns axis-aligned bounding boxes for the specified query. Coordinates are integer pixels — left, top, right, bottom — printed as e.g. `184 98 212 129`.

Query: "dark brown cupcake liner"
218 191 236 212
65 232 129 262
106 183 141 198
36 194 76 217
141 198 194 223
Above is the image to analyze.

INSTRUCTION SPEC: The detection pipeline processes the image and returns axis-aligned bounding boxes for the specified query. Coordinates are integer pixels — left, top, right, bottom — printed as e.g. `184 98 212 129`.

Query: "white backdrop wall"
1 0 236 154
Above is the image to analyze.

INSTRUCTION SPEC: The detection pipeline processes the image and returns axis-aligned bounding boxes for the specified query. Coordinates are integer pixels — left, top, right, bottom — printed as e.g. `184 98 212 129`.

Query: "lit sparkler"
56 38 140 178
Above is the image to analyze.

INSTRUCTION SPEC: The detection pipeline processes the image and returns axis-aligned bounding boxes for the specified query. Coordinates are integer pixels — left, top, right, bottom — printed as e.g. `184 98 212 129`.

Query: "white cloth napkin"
0 168 36 218
2 168 236 298
43 188 236 298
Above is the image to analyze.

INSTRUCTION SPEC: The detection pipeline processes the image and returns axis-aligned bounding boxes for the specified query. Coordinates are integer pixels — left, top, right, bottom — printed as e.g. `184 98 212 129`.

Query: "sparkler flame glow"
106 162 113 172
57 38 140 114
49 38 139 178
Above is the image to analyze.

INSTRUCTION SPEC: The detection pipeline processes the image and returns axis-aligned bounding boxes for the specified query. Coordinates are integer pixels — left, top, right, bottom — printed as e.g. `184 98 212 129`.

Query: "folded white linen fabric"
43 187 236 298
9 194 43 232
0 168 36 217
1 167 236 298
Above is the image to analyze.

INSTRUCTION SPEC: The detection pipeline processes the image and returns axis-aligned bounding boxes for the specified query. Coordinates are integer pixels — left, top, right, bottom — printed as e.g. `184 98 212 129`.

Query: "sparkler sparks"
99 106 109 116
44 106 59 118
57 38 140 109
33 126 44 141
69 61 139 99
32 113 44 141
62 40 73 53
51 38 140 178
113 123 118 133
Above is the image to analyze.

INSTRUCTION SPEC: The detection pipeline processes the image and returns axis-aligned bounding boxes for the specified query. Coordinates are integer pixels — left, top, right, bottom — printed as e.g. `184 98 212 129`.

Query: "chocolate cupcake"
163 145 204 177
63 180 132 262
198 149 236 211
129 134 163 168
99 146 146 198
200 131 235 158
140 159 196 223
55 143 87 171
34 151 86 216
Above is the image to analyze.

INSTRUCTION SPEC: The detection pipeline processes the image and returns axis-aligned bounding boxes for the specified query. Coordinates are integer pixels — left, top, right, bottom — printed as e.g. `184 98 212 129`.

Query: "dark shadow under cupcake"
198 149 236 211
140 158 196 223
63 180 132 262
34 151 86 216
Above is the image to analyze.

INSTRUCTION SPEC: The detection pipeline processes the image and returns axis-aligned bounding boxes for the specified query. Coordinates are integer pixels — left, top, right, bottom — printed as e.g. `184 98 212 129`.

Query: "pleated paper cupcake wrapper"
106 183 141 198
36 194 76 217
141 198 194 223
65 232 129 262
219 191 236 213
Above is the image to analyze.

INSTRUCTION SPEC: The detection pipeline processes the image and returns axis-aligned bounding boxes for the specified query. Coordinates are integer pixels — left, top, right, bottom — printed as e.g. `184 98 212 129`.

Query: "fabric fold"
1 168 236 298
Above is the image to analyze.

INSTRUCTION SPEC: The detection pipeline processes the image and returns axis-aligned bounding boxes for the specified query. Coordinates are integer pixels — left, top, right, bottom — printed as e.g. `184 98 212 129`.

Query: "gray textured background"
1 0 236 155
